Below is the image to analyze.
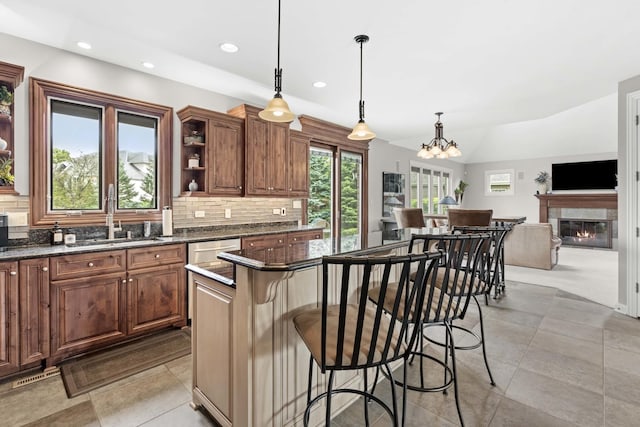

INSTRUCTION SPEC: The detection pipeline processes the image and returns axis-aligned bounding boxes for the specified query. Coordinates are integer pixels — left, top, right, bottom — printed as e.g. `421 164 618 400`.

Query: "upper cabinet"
228 104 309 198
177 106 244 196
288 130 310 198
0 61 25 194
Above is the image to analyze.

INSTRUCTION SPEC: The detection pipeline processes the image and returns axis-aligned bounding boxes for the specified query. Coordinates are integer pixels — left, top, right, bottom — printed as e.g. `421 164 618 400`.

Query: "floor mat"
60 328 191 398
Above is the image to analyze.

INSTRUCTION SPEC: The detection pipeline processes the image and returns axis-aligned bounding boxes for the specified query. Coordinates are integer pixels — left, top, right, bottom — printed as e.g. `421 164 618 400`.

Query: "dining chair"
293 251 442 426
447 209 493 228
392 207 426 229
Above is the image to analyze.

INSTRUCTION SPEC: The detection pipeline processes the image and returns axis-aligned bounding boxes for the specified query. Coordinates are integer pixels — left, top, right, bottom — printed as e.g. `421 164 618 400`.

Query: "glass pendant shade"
348 120 376 140
259 94 295 122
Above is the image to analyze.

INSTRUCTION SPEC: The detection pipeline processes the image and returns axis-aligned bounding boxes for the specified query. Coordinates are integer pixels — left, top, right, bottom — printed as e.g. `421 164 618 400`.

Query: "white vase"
188 179 198 192
537 183 547 194
0 137 7 150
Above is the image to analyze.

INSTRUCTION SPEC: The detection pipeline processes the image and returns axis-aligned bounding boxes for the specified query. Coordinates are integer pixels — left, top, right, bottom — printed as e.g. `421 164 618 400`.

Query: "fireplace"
558 218 612 248
536 193 618 250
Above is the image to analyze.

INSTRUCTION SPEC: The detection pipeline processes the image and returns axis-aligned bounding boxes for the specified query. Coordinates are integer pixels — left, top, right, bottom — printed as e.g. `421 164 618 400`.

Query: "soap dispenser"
52 222 63 245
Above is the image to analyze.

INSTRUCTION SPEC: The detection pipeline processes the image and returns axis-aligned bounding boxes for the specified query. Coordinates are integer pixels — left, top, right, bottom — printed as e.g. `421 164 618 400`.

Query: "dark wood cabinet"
0 261 19 376
287 230 323 262
288 130 310 197
177 106 244 196
48 244 186 365
127 244 186 335
228 104 294 197
243 230 323 264
242 234 287 264
50 272 127 363
19 258 50 367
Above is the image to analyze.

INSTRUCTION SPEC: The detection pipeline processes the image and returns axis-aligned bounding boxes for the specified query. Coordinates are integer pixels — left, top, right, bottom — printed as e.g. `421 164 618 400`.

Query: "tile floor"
2 280 640 426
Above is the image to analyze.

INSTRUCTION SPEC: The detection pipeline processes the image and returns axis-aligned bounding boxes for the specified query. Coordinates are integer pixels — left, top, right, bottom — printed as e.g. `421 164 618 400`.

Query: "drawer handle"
129 278 133 282
88 262 94 267
122 279 127 284
10 271 16 276
155 254 160 259
42 267 48 272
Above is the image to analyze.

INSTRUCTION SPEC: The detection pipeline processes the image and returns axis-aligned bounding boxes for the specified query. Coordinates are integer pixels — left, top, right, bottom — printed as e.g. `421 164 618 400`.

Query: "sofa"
504 223 562 270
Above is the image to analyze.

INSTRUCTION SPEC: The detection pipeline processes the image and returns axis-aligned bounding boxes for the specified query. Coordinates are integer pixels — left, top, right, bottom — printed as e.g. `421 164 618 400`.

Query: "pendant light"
348 34 376 140
259 0 295 123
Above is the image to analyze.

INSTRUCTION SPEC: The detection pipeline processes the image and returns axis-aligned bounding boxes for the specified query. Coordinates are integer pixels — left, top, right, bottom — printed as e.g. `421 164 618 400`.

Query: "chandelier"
417 112 461 159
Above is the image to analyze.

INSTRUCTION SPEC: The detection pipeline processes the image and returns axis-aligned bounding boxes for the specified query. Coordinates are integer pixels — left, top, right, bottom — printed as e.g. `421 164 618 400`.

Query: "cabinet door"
208 118 244 196
127 263 186 335
246 116 270 195
19 258 50 366
268 123 289 195
0 261 18 377
50 273 126 363
287 230 323 263
288 131 310 197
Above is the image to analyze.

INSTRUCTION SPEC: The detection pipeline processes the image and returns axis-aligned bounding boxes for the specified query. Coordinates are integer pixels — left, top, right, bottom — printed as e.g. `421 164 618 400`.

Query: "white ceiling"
1 0 638 162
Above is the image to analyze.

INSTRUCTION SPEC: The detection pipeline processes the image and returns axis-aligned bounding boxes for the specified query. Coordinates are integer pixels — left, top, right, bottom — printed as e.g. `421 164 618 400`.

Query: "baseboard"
614 303 628 314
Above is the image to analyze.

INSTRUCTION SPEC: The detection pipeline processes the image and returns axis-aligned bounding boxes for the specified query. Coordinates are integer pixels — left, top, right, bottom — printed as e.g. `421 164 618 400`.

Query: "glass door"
308 147 333 242
340 151 362 252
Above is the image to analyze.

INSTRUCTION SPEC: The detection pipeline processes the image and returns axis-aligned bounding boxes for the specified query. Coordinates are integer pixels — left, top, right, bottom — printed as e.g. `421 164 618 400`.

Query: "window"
485 169 515 196
30 78 172 226
409 163 452 214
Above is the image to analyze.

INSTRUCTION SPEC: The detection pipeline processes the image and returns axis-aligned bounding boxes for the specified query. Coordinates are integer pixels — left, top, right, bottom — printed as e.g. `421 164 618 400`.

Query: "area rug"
60 328 191 398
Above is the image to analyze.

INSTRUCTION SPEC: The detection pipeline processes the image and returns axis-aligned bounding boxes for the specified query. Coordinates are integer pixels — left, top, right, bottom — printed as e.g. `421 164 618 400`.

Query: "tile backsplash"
0 194 304 244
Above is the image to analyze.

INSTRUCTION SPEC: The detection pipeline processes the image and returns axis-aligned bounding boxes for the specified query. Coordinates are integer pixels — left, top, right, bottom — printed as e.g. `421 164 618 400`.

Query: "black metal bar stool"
293 251 442 426
368 233 490 426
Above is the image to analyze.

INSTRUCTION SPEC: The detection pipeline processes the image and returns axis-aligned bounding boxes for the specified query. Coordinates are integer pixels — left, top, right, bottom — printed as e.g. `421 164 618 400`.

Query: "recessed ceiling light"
142 62 155 69
313 81 327 88
219 43 239 53
77 41 92 50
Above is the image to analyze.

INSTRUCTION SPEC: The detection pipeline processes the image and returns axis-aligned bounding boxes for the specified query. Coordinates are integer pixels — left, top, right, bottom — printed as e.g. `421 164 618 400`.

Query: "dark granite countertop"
0 224 323 261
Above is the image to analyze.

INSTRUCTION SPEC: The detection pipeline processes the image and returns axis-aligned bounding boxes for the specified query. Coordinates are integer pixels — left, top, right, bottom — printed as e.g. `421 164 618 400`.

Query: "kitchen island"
186 236 414 427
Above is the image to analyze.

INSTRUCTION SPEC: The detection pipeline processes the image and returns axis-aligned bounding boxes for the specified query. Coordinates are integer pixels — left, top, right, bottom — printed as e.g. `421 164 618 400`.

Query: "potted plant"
534 171 550 194
0 85 13 116
0 157 14 186
454 180 469 203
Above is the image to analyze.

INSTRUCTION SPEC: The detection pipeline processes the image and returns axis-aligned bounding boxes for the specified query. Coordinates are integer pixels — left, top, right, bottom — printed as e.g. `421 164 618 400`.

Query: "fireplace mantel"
535 193 618 222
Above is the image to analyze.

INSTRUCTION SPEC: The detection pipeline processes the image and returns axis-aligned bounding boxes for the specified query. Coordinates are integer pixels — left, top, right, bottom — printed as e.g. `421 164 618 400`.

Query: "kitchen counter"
0 223 322 261
188 234 411 427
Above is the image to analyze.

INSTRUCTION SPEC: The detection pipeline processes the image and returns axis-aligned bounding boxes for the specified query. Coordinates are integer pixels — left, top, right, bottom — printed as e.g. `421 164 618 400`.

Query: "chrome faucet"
106 184 122 240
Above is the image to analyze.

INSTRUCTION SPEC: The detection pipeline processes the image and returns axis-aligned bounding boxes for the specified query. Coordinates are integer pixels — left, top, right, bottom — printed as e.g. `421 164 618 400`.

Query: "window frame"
484 168 515 196
409 161 452 215
30 78 172 227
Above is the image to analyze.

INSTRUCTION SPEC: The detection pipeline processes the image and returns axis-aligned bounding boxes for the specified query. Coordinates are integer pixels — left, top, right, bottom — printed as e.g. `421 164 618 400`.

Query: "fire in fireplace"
558 219 612 248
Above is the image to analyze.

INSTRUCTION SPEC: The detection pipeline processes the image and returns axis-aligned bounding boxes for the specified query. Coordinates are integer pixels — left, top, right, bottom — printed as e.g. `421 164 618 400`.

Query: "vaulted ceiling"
1 0 638 162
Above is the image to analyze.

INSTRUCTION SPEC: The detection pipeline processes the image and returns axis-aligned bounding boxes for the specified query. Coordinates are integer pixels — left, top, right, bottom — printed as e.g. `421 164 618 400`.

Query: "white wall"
367 139 465 234
463 152 617 223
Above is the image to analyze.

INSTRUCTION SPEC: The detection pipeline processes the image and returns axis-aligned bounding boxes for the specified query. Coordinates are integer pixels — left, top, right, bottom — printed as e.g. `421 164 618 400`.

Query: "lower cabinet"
127 263 185 335
19 258 50 367
50 272 127 363
0 261 19 377
48 244 186 365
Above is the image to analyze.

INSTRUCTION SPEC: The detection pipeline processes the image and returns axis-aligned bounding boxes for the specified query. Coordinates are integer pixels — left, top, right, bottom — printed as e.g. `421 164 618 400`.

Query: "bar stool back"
293 251 442 426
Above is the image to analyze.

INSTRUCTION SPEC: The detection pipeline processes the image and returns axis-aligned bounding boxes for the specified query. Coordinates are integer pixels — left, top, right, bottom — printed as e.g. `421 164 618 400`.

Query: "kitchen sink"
70 236 164 247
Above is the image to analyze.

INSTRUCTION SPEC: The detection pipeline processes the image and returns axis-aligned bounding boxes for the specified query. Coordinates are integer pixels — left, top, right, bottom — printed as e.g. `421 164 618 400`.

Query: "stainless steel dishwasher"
187 238 241 319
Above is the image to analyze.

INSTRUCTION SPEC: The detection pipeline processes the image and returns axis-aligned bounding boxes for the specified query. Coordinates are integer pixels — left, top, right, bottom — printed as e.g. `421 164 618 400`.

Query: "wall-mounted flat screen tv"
551 160 617 191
